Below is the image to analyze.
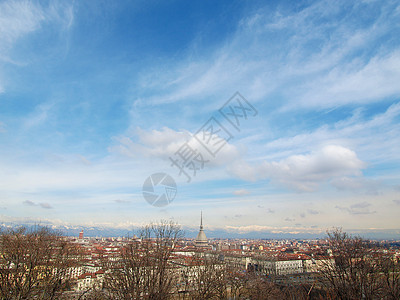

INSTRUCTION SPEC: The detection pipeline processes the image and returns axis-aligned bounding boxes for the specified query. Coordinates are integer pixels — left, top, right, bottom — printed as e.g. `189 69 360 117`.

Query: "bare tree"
225 268 245 299
319 228 385 299
378 252 400 299
179 254 228 299
77 287 108 300
102 220 183 299
0 226 82 300
242 274 281 300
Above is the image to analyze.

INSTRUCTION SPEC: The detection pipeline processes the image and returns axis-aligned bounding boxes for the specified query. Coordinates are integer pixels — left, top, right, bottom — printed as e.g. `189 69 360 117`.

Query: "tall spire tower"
195 211 208 247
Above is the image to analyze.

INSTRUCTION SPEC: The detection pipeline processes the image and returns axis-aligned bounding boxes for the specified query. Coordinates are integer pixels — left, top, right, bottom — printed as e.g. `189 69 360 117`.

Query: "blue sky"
1 0 400 238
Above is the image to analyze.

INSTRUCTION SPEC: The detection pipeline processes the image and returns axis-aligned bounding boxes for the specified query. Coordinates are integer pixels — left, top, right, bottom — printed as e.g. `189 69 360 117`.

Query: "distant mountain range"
2 220 399 240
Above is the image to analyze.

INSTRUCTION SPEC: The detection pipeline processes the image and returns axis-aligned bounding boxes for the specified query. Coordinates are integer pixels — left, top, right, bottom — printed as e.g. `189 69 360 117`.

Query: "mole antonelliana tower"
195 211 208 247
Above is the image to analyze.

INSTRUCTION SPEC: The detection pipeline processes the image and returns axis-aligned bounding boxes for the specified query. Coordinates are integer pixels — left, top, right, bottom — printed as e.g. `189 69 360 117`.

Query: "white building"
250 258 303 276
76 270 105 291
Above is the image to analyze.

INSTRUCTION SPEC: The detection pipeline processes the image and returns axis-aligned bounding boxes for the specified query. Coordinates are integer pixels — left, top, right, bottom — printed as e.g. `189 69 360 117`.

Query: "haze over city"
0 0 400 239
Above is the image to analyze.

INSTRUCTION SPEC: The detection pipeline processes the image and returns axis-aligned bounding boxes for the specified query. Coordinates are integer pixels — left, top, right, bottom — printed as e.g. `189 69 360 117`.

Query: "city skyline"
1 0 400 238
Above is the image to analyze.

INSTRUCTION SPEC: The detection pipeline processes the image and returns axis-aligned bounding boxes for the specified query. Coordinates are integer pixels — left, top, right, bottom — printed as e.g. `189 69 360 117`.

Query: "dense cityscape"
1 216 400 299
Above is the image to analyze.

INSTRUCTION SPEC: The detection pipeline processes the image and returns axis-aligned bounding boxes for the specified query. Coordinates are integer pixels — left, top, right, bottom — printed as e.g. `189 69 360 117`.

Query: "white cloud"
228 145 366 191
110 127 192 159
109 126 241 167
233 189 250 196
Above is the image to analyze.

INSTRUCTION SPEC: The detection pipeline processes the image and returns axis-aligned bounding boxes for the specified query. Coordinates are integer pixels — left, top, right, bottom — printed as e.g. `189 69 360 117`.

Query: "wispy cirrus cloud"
295 51 400 109
0 0 74 53
0 0 44 92
132 0 400 111
0 0 74 94
23 102 54 129
257 102 400 165
0 0 45 54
